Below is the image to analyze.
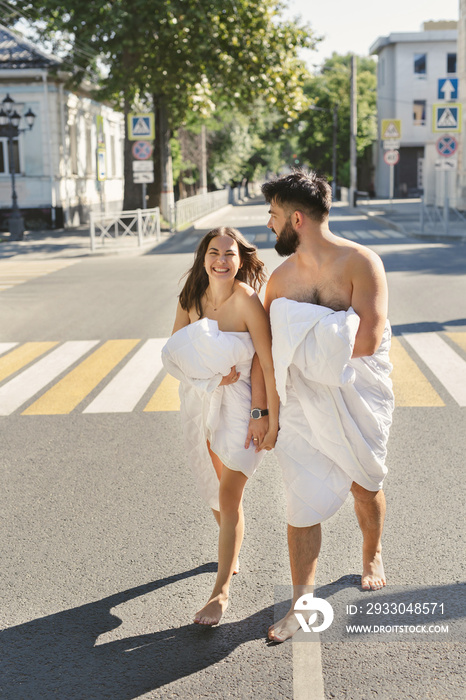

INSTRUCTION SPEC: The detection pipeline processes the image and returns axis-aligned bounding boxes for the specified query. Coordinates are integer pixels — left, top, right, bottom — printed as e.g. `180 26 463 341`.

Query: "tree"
295 53 377 189
6 0 318 212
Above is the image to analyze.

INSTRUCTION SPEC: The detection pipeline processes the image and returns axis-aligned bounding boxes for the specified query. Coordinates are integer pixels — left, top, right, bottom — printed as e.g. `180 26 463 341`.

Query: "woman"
162 226 279 626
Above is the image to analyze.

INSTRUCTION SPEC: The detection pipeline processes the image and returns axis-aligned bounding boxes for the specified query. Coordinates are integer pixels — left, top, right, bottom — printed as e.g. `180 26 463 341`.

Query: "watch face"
251 409 260 419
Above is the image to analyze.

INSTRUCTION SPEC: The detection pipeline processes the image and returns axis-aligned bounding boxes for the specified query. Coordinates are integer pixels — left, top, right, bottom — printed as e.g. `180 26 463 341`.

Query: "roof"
370 29 457 55
0 24 61 70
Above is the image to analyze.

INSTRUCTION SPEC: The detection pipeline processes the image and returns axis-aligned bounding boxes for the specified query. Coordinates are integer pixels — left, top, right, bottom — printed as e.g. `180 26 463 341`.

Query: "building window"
414 53 427 75
0 138 20 174
413 100 426 125
447 53 457 73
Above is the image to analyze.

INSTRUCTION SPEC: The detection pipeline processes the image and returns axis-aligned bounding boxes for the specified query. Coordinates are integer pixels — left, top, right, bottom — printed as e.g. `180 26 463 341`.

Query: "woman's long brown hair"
179 227 267 318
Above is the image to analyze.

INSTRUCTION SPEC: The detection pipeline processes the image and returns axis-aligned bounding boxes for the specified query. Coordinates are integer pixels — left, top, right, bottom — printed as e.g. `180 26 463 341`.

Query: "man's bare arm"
350 251 388 358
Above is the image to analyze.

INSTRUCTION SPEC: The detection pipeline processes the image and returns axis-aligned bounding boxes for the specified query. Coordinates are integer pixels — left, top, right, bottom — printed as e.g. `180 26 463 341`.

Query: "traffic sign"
435 158 457 171
381 119 401 140
433 104 462 133
133 171 154 184
97 147 106 181
384 150 399 166
438 78 458 101
132 160 154 172
132 141 153 160
383 139 400 150
436 136 458 157
128 113 155 140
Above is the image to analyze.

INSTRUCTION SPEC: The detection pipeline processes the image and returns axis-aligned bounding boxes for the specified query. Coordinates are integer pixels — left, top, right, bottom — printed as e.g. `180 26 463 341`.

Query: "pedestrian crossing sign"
381 119 401 140
433 104 462 133
128 113 155 140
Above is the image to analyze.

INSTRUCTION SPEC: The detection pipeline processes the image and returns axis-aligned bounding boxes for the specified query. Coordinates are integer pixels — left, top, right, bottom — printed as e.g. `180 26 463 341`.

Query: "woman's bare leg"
195 466 247 625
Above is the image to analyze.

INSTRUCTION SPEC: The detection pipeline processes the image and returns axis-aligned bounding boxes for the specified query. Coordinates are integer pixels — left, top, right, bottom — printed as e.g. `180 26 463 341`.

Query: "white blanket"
270 298 394 527
161 318 264 511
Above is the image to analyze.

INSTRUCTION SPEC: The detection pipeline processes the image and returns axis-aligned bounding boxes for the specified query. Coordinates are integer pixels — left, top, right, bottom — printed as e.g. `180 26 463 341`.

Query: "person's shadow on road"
1 563 276 699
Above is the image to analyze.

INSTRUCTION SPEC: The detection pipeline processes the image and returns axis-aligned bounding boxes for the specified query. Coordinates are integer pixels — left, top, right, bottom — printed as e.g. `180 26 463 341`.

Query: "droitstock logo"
294 592 334 633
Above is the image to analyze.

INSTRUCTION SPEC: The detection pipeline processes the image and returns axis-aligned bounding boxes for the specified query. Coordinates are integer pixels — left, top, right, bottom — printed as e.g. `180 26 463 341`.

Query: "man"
262 170 394 643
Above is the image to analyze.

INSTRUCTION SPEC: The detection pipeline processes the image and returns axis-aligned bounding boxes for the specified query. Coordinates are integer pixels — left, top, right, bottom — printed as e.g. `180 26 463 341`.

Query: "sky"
285 0 460 68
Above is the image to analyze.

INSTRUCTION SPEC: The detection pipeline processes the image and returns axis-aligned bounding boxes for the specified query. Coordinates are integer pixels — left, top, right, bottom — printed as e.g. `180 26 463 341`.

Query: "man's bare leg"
194 466 247 625
351 482 386 590
268 523 321 643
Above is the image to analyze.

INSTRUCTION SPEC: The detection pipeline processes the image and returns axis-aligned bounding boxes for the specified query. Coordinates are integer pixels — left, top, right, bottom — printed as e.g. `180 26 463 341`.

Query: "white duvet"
161 318 264 511
270 298 394 527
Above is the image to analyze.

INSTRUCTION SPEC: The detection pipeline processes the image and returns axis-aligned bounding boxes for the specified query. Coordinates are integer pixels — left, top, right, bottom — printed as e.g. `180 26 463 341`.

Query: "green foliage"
295 53 377 186
9 0 318 128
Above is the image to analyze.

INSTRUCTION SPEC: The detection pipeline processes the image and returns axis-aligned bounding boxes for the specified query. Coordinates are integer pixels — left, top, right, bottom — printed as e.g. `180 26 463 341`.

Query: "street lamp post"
0 93 36 241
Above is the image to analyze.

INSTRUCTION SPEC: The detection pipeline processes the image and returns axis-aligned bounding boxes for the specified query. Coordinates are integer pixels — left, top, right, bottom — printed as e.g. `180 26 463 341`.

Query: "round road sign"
436 136 458 158
383 150 399 166
132 140 153 160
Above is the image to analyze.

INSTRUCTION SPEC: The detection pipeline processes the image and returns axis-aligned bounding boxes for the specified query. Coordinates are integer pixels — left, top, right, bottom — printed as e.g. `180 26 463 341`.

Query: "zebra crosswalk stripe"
0 341 99 416
389 337 444 407
84 338 168 413
403 333 466 407
23 340 140 415
0 332 464 414
0 341 58 383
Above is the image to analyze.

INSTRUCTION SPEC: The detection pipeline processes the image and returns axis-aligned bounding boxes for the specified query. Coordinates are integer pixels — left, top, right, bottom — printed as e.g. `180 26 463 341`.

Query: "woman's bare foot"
268 608 301 643
233 558 240 575
361 548 386 590
194 593 229 626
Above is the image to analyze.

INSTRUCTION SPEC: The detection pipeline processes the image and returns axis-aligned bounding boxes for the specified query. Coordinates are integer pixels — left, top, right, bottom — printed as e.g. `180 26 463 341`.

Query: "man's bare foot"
361 548 386 590
268 609 301 643
194 593 228 626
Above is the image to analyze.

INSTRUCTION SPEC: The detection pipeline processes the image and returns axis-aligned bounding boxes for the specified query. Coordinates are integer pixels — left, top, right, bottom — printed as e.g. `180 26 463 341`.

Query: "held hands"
244 416 278 453
219 366 240 386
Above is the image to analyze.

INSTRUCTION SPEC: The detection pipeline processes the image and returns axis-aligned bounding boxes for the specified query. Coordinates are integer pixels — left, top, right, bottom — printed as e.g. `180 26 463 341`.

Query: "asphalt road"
0 199 464 699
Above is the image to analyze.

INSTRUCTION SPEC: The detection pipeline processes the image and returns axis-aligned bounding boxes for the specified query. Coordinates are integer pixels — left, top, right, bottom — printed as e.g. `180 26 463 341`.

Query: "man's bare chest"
279 273 352 313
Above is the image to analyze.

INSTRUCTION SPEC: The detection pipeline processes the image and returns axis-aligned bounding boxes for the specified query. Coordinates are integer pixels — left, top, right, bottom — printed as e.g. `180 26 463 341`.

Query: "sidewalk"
355 197 466 241
0 224 172 260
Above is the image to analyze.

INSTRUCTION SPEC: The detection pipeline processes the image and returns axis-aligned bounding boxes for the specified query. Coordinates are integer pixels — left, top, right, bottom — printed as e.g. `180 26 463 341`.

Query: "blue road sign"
438 78 458 101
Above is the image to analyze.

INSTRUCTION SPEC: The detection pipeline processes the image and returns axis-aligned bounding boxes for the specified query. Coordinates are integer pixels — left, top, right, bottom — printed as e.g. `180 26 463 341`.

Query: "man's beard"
274 218 300 257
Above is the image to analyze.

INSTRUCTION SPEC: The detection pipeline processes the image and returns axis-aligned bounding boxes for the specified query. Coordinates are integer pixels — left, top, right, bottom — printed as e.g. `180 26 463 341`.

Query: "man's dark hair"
261 169 332 222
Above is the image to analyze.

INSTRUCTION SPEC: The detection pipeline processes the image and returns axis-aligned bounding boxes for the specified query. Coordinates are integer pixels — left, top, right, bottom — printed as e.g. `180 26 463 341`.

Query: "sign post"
381 120 401 203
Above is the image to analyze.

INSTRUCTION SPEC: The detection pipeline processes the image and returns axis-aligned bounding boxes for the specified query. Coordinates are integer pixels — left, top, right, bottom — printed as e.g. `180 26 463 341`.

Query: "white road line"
0 341 99 415
403 333 466 407
0 343 18 356
355 230 376 239
369 229 390 239
84 338 168 413
383 228 405 238
181 236 198 246
293 641 325 700
338 230 359 241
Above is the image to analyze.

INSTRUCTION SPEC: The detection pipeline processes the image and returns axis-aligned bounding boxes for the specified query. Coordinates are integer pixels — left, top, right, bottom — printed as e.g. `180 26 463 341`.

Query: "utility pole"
199 124 207 195
332 104 338 199
349 55 357 207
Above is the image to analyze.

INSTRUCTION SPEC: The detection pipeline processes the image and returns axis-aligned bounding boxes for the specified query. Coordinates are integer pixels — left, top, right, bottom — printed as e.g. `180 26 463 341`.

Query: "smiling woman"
162 225 279 627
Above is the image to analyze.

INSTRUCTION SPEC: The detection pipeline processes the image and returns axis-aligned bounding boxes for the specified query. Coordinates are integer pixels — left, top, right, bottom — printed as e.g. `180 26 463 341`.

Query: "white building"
370 22 458 204
0 25 124 229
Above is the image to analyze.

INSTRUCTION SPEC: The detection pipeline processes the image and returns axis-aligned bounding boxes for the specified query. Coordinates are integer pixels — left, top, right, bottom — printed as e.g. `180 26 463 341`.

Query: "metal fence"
90 207 161 251
420 197 466 236
169 189 230 231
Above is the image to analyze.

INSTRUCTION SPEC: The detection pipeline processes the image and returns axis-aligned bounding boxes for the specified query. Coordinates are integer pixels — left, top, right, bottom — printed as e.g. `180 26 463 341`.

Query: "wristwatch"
250 408 269 419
